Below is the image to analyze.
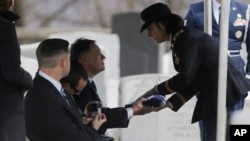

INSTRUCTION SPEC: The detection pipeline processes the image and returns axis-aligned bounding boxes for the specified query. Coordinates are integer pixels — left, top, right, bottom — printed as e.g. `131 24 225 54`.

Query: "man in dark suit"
135 3 250 141
70 38 145 134
25 38 105 141
0 0 33 141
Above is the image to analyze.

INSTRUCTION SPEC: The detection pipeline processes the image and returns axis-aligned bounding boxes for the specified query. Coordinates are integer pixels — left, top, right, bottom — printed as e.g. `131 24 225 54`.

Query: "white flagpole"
216 0 229 140
204 0 212 35
204 0 228 140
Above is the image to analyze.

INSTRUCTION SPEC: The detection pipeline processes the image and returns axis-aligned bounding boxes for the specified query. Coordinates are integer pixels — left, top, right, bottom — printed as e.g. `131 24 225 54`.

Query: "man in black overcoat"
0 0 33 140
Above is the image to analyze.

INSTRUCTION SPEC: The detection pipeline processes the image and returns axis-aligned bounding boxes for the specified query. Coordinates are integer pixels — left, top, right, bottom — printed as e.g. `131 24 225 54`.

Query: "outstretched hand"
134 106 157 115
132 98 170 116
130 97 145 115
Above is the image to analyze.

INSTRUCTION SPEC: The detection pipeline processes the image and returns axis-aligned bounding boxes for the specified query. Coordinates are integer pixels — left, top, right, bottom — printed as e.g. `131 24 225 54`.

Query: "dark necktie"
219 6 221 24
70 95 83 115
91 81 97 92
89 81 101 101
61 89 71 108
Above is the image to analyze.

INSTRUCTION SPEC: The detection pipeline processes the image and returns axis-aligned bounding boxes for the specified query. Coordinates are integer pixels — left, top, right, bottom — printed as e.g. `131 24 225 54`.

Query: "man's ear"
59 57 64 68
159 22 166 30
60 57 68 68
79 56 88 66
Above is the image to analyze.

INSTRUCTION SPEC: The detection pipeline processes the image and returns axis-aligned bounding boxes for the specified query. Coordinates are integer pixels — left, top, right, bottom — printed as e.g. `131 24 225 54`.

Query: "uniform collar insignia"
234 17 246 26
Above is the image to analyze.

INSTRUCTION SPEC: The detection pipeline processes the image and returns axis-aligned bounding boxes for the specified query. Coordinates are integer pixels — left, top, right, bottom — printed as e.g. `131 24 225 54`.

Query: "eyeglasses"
70 84 81 95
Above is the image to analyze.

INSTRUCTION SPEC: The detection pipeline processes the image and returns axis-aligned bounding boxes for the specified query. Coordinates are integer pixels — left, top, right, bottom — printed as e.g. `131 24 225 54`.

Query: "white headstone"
20 56 38 78
119 74 200 141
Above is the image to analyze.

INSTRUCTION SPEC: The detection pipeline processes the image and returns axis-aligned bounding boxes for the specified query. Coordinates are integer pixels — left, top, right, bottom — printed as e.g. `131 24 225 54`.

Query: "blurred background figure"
0 0 33 141
185 0 250 81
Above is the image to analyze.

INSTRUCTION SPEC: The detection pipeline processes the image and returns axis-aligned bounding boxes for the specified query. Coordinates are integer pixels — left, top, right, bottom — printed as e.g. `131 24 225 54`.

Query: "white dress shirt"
213 0 221 24
39 70 62 93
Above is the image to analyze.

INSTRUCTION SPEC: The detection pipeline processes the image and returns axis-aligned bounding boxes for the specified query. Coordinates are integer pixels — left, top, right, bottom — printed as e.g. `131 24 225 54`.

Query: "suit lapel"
87 81 101 101
35 74 81 117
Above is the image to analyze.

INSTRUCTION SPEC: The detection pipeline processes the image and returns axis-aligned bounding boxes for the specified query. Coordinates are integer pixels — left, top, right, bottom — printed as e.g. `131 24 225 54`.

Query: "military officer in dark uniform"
185 0 250 77
185 1 250 140
136 3 250 141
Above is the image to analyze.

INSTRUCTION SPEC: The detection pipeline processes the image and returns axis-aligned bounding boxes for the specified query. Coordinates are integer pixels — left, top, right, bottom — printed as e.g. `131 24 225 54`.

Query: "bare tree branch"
40 0 79 27
94 0 107 27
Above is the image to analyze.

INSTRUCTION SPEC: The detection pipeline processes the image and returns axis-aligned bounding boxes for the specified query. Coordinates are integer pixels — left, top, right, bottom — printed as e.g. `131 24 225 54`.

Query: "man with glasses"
60 61 107 129
60 61 88 96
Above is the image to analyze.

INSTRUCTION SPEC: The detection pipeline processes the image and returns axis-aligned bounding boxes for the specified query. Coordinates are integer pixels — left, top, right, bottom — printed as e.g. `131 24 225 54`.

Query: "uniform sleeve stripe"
176 93 186 104
166 101 173 109
165 81 174 93
166 93 185 112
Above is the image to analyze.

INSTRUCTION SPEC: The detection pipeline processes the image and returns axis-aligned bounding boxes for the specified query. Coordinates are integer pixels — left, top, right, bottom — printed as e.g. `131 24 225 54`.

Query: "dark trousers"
199 96 245 141
0 92 26 141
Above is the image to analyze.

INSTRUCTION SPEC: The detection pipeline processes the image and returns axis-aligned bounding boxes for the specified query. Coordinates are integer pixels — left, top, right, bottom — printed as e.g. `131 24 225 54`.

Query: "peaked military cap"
140 3 171 33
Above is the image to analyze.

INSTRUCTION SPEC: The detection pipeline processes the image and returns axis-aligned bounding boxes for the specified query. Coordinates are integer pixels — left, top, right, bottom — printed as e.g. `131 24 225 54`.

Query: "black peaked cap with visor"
140 3 172 33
